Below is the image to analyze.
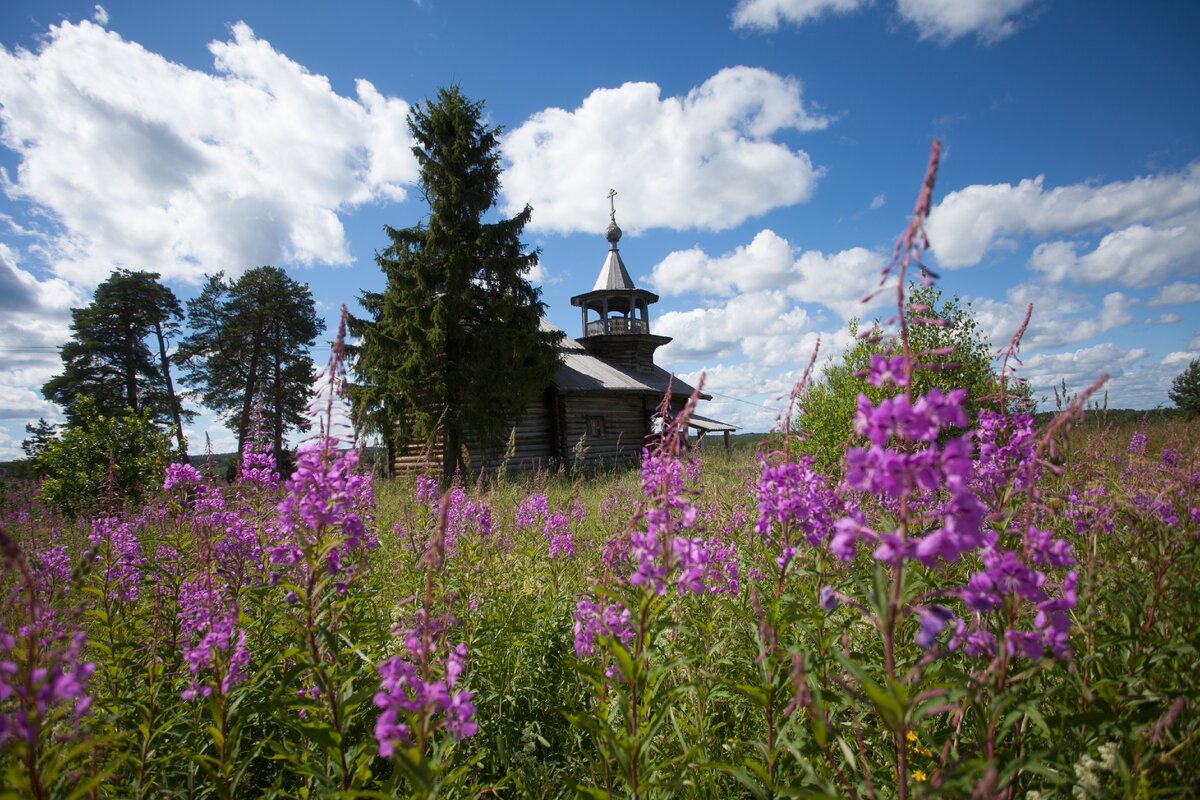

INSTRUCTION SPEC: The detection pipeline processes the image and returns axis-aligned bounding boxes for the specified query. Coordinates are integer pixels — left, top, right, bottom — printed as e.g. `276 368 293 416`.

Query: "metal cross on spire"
607 188 617 223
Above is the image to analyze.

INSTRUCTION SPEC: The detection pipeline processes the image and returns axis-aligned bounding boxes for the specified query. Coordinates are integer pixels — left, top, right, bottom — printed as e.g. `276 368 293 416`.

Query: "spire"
594 189 634 290
605 188 622 249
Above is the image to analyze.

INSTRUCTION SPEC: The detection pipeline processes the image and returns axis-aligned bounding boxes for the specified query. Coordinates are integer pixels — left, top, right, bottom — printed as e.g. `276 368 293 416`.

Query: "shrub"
34 396 174 518
794 283 1020 474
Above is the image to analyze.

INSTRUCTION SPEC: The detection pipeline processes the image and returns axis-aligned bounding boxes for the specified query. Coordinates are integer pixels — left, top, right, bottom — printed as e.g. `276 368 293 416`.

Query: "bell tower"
569 190 671 373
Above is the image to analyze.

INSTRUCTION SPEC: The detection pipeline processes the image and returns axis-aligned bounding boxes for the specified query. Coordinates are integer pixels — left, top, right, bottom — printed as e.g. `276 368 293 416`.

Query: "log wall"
560 393 648 469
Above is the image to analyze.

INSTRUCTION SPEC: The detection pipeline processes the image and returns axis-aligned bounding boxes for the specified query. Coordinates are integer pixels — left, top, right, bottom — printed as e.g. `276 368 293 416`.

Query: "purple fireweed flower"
33 546 72 600
842 387 985 568
89 517 144 604
1161 447 1180 467
867 354 909 388
516 493 549 532
274 438 376 582
238 445 279 488
544 512 575 559
973 411 1039 504
178 580 249 700
915 605 957 650
191 483 226 515
573 597 634 658
672 536 739 595
374 641 477 756
1128 432 1149 455
950 622 996 658
819 585 839 612
443 486 492 556
684 456 702 486
0 620 94 746
164 462 202 491
215 513 265 587
756 455 838 549
415 475 440 507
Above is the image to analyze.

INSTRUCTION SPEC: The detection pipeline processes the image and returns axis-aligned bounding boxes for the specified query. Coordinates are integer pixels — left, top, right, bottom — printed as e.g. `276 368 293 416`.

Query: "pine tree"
349 86 561 481
176 266 325 463
42 269 189 455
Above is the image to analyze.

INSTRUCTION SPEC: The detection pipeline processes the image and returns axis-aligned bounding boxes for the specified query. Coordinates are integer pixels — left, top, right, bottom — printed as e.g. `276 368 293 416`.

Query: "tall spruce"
176 266 324 463
349 86 561 481
42 269 190 455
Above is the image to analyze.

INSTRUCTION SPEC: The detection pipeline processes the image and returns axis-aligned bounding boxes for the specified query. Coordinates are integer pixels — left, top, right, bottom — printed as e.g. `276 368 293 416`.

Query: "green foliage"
795 283 1011 474
349 86 562 482
41 269 189 453
20 418 58 462
1168 358 1200 417
33 396 173 517
176 265 324 461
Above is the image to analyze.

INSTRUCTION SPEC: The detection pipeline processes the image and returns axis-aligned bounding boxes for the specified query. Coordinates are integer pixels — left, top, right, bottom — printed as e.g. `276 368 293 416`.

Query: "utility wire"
702 389 780 411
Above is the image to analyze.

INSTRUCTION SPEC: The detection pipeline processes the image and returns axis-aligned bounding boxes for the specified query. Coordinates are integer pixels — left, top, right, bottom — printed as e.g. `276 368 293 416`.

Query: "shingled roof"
541 319 707 400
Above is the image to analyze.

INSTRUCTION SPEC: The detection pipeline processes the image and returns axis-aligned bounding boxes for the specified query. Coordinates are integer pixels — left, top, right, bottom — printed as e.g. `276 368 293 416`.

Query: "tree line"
26 266 323 493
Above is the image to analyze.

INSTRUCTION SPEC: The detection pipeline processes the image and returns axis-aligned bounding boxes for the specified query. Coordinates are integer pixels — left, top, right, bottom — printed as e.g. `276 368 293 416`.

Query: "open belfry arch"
392 191 737 475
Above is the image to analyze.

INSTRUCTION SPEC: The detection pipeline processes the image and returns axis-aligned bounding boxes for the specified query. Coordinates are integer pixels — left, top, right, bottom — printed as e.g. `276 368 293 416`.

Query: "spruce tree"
349 86 561 481
176 266 324 463
42 269 189 455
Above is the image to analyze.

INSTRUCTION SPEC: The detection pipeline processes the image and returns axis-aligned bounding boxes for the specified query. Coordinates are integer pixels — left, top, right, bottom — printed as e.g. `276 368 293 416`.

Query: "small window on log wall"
587 415 605 438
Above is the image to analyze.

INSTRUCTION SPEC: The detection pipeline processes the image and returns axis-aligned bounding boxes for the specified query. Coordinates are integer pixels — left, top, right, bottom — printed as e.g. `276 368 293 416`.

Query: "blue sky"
1 0 1197 457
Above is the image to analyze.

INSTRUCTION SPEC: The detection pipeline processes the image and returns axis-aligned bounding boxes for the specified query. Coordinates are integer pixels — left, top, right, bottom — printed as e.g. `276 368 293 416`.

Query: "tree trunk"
155 320 188 462
273 346 284 466
125 331 139 414
237 318 265 455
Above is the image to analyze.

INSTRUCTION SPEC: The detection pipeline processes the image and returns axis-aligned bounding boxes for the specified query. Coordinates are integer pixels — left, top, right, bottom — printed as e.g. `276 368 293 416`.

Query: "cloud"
1021 343 1147 404
0 248 78 388
1162 351 1199 369
870 193 886 210
656 291 794 362
732 0 1037 42
92 5 109 26
926 163 1200 288
1150 313 1181 325
647 229 890 321
1147 281 1200 306
731 0 868 31
969 284 1136 355
1191 332 1200 351
896 0 1038 43
676 361 798 433
0 20 417 287
502 67 829 234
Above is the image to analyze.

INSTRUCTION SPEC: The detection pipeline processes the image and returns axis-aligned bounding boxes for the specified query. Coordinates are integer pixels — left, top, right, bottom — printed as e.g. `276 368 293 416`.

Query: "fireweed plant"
2 156 1198 798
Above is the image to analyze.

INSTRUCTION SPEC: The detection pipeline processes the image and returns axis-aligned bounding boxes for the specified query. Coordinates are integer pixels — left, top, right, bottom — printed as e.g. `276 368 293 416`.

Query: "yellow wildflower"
913 769 928 782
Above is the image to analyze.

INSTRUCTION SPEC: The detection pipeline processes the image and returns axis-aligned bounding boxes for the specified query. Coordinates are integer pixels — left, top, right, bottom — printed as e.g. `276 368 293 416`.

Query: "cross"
607 188 617 223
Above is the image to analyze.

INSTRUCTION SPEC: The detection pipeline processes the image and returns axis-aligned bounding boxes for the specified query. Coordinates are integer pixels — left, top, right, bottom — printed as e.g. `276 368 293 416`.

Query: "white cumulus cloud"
896 0 1038 43
969 285 1136 355
0 20 417 288
502 67 829 235
1147 281 1200 307
926 163 1200 288
732 0 1038 42
647 229 889 321
732 0 868 31
1021 343 1147 405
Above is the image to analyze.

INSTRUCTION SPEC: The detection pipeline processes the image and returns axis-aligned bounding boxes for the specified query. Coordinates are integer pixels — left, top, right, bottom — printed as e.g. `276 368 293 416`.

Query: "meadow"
1 382 1197 798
